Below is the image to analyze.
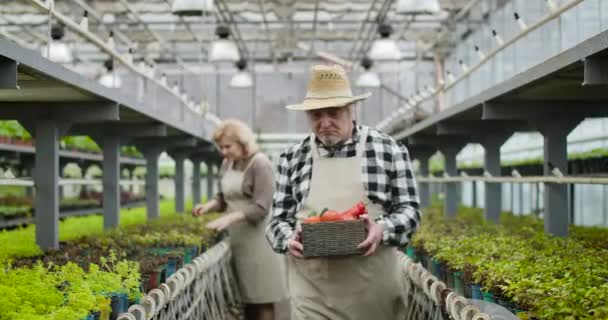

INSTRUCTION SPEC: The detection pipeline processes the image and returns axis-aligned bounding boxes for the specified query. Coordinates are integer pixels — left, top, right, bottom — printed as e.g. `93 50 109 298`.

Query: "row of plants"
0 121 143 158
0 200 221 320
428 147 608 175
409 204 608 319
0 192 145 221
0 200 175 261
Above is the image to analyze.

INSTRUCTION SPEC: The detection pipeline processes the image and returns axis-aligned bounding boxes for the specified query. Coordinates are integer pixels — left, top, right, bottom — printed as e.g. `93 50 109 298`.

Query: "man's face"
306 105 354 147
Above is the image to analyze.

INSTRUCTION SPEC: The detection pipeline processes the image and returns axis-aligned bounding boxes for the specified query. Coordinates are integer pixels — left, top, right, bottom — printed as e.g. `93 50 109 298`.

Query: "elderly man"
266 64 421 320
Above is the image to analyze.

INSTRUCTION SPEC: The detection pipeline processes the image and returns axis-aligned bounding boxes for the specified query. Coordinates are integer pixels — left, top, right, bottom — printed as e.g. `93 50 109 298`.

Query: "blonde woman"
192 119 288 320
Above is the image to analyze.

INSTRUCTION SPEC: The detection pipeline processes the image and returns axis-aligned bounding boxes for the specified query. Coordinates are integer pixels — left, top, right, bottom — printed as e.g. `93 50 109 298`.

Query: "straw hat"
286 64 371 111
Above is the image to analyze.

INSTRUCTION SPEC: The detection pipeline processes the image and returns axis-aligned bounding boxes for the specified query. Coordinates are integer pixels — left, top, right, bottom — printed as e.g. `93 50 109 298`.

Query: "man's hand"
287 230 304 258
358 214 384 256
206 212 244 231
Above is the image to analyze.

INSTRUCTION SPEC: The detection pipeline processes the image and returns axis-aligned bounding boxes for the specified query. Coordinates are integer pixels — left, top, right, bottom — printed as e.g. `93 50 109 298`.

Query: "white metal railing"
400 253 505 320
118 240 240 320
417 168 608 185
380 0 585 134
0 178 145 187
114 240 515 320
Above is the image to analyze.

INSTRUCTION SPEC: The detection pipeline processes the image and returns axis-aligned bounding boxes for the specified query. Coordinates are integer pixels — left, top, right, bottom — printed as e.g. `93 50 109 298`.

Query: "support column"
34 120 60 250
169 152 187 213
440 146 463 218
58 161 68 200
23 157 35 199
128 167 136 193
471 181 477 208
534 119 580 237
101 136 121 229
192 158 202 206
206 162 215 202
143 148 162 219
479 133 511 223
414 149 434 208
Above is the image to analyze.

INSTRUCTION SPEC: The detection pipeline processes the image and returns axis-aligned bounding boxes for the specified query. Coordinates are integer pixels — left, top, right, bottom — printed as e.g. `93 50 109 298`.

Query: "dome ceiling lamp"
396 0 441 15
171 0 215 16
368 24 403 61
98 58 122 88
209 25 240 62
356 57 381 88
229 59 253 88
42 23 74 64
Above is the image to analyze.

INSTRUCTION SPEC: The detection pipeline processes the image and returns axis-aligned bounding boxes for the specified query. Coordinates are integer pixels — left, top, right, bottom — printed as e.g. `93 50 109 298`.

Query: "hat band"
304 96 358 100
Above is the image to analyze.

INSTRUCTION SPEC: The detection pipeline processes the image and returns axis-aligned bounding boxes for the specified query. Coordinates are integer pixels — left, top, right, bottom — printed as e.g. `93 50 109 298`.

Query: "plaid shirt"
266 123 421 253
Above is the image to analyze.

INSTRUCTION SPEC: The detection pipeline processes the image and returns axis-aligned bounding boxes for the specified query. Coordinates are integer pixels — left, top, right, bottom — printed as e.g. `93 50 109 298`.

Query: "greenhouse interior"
1 0 608 319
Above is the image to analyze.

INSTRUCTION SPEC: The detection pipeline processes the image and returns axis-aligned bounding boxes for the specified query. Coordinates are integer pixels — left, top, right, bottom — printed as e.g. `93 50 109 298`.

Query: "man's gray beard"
319 136 340 147
319 134 351 148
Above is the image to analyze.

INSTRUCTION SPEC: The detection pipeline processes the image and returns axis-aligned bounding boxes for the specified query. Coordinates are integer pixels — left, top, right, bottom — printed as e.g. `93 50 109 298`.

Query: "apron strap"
227 152 263 172
355 127 369 158
244 152 263 172
310 133 320 160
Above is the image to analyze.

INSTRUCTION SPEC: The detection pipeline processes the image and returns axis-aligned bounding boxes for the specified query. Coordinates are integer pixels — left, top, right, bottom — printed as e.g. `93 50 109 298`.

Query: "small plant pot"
166 258 178 278
445 267 455 289
496 296 517 313
160 265 168 284
110 294 121 320
184 247 194 264
118 293 129 313
481 290 495 303
142 270 161 292
405 246 417 261
431 258 442 278
453 271 465 296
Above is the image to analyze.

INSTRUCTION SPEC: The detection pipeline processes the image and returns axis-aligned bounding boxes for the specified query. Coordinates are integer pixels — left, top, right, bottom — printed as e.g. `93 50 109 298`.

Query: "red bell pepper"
340 201 367 219
302 202 368 223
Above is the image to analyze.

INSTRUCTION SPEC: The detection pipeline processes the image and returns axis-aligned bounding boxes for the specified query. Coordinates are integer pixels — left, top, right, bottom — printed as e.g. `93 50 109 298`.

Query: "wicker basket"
301 220 366 258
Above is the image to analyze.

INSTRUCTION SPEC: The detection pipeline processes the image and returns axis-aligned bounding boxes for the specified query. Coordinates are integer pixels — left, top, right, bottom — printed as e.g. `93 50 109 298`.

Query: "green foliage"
413 205 608 319
0 200 177 261
60 136 101 153
0 121 31 139
120 146 143 158
0 199 221 318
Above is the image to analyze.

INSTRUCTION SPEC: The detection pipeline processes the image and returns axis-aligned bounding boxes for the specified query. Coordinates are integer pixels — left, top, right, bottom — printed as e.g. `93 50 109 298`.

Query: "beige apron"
288 127 407 320
222 153 289 304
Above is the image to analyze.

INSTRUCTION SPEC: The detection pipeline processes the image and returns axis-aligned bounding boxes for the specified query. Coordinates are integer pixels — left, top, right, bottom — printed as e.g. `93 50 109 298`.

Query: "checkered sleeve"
379 139 421 247
266 150 298 253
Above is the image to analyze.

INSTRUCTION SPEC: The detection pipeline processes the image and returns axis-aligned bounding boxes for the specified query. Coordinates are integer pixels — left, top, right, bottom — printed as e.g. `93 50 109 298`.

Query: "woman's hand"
192 200 219 217
206 211 245 231
192 204 207 217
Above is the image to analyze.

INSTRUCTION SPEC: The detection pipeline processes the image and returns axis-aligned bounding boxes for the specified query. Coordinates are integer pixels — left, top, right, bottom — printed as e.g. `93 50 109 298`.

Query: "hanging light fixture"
98 59 122 88
42 24 74 64
209 25 240 62
230 59 252 88
356 57 381 88
171 0 214 16
396 0 441 14
368 24 402 61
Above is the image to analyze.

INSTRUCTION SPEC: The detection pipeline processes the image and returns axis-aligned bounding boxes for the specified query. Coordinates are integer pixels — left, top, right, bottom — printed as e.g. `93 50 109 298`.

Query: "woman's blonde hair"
212 119 259 157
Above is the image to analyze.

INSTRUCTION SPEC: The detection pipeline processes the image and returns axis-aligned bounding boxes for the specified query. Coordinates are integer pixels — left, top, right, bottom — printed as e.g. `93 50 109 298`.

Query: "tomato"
303 216 321 224
320 209 342 222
